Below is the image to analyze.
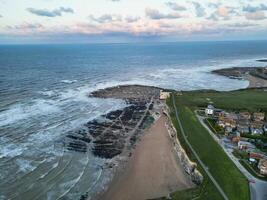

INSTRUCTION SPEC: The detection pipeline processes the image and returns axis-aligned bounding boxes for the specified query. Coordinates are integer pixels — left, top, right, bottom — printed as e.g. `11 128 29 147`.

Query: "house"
253 112 265 121
258 159 267 176
225 126 233 134
205 105 215 116
159 90 170 100
218 112 238 128
232 136 241 143
238 141 255 151
236 119 250 134
249 152 264 160
239 112 251 120
250 121 264 135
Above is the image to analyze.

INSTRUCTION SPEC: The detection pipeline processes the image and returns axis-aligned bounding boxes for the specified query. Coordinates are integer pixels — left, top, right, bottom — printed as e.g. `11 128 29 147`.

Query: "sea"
0 41 267 200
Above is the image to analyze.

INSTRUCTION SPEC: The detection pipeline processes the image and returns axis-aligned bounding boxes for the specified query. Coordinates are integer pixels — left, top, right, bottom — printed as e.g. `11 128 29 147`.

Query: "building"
218 112 238 128
236 119 250 134
253 112 265 121
250 121 264 135
239 112 251 120
249 152 264 160
159 90 170 100
258 159 267 176
205 105 215 116
232 136 241 143
225 126 233 134
238 141 255 151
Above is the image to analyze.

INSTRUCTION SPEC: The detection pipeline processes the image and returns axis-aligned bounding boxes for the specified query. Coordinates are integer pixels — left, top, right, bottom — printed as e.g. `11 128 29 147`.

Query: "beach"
247 74 267 88
99 114 194 200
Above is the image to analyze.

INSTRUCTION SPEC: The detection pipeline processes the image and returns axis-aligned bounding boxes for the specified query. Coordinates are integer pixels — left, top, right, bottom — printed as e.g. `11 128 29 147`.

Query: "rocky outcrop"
90 85 161 100
212 67 267 80
65 85 161 159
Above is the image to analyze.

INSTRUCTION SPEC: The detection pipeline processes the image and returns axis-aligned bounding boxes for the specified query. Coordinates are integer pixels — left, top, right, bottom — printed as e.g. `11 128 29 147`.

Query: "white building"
205 105 215 116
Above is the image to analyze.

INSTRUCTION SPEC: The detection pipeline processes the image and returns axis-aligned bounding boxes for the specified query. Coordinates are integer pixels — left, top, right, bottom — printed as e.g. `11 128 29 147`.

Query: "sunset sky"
0 0 267 43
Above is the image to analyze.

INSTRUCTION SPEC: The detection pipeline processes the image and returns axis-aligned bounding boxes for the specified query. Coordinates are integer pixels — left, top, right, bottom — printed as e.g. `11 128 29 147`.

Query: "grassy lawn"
164 88 267 200
174 88 267 113
204 118 224 135
165 98 224 200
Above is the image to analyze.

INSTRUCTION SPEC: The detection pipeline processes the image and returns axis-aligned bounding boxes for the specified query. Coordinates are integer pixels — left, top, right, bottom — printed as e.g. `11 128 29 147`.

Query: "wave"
0 99 60 127
60 80 77 84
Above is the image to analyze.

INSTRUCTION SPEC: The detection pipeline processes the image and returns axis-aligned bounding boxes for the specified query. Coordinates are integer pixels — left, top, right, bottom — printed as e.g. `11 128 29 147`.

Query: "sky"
0 0 267 44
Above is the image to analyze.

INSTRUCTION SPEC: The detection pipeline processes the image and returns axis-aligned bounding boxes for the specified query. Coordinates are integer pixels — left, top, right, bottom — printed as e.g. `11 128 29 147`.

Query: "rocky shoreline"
212 67 266 80
212 66 267 88
64 85 163 159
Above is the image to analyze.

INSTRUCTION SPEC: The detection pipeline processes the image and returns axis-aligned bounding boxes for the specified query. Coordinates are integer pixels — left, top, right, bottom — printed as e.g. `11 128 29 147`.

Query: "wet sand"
100 115 194 200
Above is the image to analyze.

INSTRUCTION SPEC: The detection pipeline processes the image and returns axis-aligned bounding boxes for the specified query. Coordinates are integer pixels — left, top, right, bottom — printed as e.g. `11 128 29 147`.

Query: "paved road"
196 112 267 200
171 95 229 200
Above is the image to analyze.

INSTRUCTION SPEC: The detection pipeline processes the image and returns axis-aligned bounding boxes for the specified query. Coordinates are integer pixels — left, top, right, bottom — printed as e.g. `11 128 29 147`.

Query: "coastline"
211 66 267 88
97 114 194 200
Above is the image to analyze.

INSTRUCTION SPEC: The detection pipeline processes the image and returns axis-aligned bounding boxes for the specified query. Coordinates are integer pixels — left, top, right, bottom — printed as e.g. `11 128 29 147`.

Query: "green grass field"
175 88 267 113
165 105 224 200
165 88 267 200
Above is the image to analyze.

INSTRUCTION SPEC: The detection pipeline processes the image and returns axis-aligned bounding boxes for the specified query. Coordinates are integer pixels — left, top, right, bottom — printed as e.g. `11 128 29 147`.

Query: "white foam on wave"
15 158 36 173
144 64 249 91
0 99 60 127
0 139 24 159
61 80 77 84
38 90 57 97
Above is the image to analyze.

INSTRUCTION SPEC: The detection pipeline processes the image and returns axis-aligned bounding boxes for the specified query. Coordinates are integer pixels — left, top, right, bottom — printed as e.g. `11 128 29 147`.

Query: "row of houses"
237 141 267 176
205 106 267 176
205 105 267 135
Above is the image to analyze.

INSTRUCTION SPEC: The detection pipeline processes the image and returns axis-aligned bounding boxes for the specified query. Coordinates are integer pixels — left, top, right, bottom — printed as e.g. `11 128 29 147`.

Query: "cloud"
207 6 237 21
207 13 218 21
145 8 182 20
7 23 44 34
192 2 206 17
208 2 221 8
125 16 140 23
89 14 122 23
227 22 257 28
27 7 74 17
165 2 186 11
243 4 267 13
245 11 266 20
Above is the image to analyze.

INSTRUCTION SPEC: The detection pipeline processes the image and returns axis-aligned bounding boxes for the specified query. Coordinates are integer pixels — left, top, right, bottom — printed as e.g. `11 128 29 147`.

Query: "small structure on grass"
205 105 215 116
159 90 170 100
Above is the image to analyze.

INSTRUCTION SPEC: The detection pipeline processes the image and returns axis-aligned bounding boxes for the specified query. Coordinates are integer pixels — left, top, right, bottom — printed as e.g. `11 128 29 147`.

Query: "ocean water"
0 41 267 199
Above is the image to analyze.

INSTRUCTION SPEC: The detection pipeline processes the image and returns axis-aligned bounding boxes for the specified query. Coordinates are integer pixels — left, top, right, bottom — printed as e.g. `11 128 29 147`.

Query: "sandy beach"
246 74 267 88
99 114 194 200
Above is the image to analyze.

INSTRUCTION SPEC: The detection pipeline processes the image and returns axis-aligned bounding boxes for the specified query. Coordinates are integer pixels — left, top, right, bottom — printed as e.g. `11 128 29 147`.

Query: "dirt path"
100 115 194 200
